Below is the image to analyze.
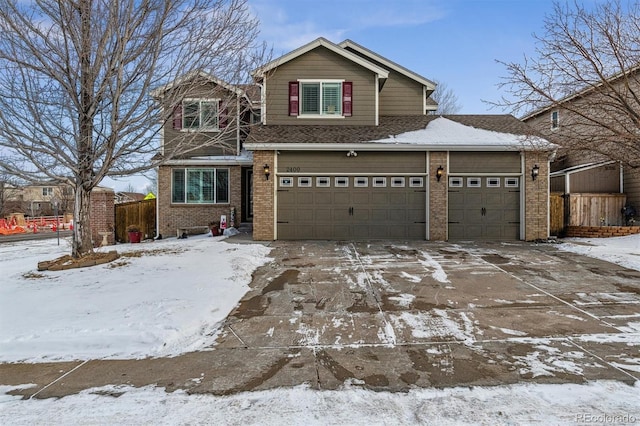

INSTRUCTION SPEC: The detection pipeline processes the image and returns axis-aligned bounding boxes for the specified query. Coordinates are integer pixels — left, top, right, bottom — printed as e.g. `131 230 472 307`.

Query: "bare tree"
431 80 462 114
0 0 265 257
494 0 640 168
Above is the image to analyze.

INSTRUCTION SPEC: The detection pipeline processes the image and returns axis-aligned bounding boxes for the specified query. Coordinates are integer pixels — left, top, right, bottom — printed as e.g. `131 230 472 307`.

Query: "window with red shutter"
289 82 299 116
172 103 182 129
342 82 352 117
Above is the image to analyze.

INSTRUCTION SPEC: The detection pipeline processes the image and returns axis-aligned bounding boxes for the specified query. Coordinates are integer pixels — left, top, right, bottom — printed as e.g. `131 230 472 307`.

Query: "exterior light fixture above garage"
436 166 444 182
531 164 539 181
264 164 270 180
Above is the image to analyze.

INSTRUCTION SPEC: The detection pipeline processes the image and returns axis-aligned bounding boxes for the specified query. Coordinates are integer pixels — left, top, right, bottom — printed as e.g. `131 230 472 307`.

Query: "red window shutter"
343 82 352 117
172 103 182 129
289 82 299 116
219 100 228 129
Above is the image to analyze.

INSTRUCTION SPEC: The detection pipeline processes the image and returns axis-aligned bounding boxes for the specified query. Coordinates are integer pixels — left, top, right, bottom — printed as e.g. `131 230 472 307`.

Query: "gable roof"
339 39 436 91
245 115 552 151
150 71 245 99
252 37 389 80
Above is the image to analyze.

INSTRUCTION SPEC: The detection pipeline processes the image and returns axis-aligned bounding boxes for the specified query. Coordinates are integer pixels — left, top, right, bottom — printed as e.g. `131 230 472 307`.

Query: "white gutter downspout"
375 75 379 126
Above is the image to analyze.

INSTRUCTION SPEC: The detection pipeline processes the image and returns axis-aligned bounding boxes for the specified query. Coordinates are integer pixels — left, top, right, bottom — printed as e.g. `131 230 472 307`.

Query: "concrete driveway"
2 240 640 398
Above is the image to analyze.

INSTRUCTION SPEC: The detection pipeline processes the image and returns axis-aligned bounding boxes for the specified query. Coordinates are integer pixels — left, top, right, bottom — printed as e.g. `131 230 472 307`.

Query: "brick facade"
524 152 550 241
90 187 115 247
429 152 448 240
157 165 243 238
252 150 276 240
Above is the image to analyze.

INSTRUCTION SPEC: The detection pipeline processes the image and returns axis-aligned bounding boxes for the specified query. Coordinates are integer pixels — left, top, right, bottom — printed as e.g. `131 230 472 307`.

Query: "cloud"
249 0 447 53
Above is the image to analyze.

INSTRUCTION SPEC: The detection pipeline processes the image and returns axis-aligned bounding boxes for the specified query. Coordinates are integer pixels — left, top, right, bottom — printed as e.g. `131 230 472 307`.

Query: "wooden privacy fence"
569 193 626 227
549 192 627 236
115 198 156 243
549 193 565 236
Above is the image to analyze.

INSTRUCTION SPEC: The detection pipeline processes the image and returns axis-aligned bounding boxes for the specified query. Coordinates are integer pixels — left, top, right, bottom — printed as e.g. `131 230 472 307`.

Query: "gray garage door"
277 175 426 239
448 176 520 240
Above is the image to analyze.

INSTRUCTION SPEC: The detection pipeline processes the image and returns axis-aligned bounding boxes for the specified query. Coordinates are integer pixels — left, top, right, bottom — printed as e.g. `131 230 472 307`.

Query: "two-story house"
153 71 257 237
245 38 554 241
522 70 640 225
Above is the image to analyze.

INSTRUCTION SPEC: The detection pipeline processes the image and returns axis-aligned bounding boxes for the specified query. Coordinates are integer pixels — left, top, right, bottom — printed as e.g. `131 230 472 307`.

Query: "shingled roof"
246 115 541 145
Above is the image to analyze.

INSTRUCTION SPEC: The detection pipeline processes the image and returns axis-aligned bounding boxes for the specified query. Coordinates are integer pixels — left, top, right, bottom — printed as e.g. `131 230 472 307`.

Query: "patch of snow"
559 234 640 272
387 293 415 307
2 381 639 425
0 236 272 363
370 117 551 149
418 251 450 283
400 271 422 283
489 326 528 337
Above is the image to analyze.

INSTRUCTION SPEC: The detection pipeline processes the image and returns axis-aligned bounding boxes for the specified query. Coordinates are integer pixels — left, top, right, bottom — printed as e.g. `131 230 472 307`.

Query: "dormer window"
289 80 352 117
551 110 559 130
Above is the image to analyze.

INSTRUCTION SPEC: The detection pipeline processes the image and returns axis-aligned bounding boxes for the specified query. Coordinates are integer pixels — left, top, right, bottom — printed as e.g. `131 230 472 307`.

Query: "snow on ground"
1 381 638 425
558 233 640 271
0 235 272 362
2 234 640 424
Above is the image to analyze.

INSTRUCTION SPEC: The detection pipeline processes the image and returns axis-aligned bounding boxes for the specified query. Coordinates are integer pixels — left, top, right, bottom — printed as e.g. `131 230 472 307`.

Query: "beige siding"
379 70 425 115
449 152 521 174
162 82 241 157
624 167 640 207
569 164 620 193
278 151 427 174
265 46 377 125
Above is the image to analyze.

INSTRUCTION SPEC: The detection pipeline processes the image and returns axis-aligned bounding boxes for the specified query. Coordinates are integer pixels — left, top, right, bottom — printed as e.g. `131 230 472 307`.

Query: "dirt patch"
263 269 299 293
37 251 119 271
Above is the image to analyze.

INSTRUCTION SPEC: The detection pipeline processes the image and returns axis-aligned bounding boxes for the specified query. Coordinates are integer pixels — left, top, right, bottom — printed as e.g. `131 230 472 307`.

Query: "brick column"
90 187 115 247
429 152 448 241
524 151 549 241
252 150 276 240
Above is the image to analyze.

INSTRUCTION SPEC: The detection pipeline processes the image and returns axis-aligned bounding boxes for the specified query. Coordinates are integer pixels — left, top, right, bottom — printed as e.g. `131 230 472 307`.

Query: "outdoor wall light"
263 164 270 180
531 164 540 181
436 165 444 182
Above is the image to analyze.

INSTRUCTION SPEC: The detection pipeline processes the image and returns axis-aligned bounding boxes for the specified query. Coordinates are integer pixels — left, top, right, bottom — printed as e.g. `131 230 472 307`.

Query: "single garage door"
448 152 522 241
448 176 520 240
276 151 427 240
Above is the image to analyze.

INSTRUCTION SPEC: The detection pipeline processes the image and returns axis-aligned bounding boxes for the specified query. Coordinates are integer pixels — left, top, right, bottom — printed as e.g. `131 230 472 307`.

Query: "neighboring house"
153 72 257 237
2 182 73 217
522 72 640 218
245 38 554 241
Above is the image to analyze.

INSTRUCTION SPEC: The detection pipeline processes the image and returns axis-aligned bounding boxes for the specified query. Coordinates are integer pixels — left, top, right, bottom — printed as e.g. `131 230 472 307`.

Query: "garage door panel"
371 209 388 220
315 193 332 204
334 192 350 204
297 209 314 221
352 193 370 204
371 193 390 204
389 193 407 204
315 209 332 221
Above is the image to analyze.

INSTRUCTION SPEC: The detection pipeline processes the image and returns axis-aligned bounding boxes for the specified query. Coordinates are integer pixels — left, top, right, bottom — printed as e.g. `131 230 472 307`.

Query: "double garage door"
275 151 522 241
277 152 426 240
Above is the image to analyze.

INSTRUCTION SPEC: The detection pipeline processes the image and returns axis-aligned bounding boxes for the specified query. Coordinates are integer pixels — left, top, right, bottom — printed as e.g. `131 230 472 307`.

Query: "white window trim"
279 177 293 187
171 167 229 204
354 177 369 187
373 177 387 187
467 177 481 188
297 79 345 119
316 177 330 187
391 177 406 187
505 177 519 188
449 177 463 187
486 177 501 188
334 177 349 187
409 177 424 187
298 177 312 187
182 98 221 132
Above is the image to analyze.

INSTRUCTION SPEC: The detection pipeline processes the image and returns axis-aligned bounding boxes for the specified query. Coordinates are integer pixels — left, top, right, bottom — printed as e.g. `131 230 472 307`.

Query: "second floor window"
551 110 559 130
42 187 53 197
183 99 219 131
289 80 352 117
